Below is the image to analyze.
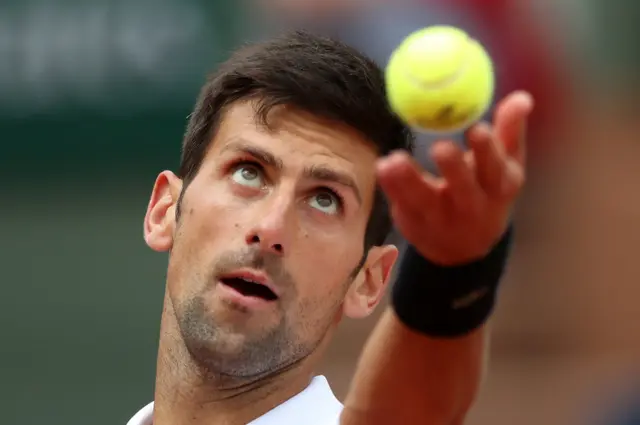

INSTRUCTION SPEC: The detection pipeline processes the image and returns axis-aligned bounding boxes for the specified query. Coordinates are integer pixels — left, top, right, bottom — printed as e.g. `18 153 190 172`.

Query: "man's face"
147 101 389 379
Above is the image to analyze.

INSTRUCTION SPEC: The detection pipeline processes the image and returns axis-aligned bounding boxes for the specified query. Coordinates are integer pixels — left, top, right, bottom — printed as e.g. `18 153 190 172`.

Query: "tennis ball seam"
402 36 474 90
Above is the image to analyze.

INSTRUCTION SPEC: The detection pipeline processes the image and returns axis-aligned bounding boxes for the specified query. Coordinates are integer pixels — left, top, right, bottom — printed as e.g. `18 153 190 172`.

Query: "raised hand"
377 91 534 265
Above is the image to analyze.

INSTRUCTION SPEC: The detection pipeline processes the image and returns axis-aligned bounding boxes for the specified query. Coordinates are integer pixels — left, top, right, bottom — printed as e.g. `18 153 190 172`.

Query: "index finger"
493 91 534 165
376 151 441 214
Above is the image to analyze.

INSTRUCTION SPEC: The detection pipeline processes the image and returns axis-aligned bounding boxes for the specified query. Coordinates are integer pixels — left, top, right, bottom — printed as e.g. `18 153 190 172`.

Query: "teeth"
241 278 258 284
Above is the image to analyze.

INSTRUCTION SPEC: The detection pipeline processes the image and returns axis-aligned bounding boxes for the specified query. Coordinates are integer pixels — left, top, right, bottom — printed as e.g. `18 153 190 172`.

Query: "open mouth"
220 277 278 301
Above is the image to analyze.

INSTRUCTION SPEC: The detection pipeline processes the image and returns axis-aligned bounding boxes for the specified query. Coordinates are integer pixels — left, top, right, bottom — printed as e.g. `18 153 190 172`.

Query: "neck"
152 295 317 425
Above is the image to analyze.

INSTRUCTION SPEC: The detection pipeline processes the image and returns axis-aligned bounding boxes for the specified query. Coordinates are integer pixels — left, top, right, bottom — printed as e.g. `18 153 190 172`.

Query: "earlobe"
143 171 183 252
343 245 399 319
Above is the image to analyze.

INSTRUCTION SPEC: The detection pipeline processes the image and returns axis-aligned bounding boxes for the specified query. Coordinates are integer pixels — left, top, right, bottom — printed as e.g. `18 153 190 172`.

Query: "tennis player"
128 30 531 425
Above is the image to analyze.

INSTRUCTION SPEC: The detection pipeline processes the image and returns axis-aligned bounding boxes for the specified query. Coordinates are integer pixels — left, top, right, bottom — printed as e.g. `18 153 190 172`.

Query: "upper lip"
219 269 280 297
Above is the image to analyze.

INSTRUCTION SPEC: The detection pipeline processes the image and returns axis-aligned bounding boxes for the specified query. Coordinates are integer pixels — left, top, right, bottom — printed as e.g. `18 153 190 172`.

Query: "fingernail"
376 159 392 174
476 121 492 134
468 121 492 141
377 154 403 175
513 91 535 111
390 149 411 161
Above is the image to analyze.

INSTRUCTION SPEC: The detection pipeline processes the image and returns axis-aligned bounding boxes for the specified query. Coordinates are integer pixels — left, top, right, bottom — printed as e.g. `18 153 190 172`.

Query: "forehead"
207 101 379 192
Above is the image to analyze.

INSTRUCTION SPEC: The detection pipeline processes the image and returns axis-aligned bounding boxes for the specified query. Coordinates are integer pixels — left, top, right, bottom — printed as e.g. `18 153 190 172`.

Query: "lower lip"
217 281 276 310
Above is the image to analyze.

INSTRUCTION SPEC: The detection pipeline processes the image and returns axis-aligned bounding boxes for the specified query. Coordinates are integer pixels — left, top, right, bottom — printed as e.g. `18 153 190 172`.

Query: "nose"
244 194 294 256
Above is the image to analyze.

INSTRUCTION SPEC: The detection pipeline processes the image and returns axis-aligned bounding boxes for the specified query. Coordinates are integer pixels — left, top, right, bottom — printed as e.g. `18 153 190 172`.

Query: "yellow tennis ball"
385 26 495 132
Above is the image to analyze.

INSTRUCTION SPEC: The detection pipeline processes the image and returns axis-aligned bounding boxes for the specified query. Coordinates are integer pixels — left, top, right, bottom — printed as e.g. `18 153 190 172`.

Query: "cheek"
289 232 363 299
185 181 250 242
167 185 245 294
302 228 364 271
286 251 353 335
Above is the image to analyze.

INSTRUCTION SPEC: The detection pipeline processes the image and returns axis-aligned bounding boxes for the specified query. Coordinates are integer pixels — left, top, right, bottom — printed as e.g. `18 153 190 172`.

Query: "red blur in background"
444 0 569 158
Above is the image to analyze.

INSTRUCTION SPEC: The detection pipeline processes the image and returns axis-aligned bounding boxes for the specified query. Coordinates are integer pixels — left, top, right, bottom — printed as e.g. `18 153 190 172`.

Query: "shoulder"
126 401 153 425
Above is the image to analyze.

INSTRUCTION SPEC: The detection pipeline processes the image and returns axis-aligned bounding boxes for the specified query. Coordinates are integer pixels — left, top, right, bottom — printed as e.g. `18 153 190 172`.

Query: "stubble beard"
176 292 309 382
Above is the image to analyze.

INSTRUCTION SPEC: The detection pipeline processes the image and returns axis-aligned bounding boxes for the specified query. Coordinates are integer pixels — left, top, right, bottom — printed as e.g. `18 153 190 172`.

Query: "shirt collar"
126 375 342 425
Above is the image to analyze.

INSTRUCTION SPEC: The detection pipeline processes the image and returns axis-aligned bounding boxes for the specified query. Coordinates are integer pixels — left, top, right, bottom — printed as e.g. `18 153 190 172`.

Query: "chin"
181 320 307 380
185 336 288 380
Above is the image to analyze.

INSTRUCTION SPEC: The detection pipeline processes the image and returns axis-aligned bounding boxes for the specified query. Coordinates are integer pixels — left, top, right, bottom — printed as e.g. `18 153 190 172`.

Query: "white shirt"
126 375 343 425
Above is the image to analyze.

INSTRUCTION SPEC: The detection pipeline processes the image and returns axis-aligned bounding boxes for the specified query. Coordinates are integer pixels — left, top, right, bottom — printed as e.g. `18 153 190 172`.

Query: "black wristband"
391 226 514 338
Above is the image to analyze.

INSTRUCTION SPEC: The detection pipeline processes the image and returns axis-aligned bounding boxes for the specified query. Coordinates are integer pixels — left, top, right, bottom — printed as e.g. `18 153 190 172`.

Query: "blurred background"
2 0 640 424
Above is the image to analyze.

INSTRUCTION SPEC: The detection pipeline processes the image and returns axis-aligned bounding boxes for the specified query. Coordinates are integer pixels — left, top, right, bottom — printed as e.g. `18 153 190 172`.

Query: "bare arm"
341 309 486 425
340 91 533 425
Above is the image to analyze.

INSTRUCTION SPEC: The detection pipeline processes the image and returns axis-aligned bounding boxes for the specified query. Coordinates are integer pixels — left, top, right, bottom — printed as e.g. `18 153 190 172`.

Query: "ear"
143 171 183 252
343 244 399 319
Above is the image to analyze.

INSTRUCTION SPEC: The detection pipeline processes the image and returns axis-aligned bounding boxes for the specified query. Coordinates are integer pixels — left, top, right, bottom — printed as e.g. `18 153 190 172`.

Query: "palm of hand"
377 91 533 265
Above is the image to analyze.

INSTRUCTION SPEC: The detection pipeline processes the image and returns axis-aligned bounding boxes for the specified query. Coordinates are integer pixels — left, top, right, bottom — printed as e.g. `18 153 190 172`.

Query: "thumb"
494 91 534 164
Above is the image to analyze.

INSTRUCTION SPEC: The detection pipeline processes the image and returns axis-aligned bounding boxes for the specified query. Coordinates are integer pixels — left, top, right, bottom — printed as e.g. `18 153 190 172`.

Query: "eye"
231 163 264 189
309 190 341 215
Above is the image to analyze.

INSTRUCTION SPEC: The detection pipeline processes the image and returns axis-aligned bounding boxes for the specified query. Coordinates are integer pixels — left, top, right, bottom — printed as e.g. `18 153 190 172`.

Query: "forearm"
340 226 511 424
341 308 488 425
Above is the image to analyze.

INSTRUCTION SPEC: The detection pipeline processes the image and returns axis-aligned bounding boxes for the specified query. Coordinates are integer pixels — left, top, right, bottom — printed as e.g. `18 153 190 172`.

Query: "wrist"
391 226 513 338
421 225 514 267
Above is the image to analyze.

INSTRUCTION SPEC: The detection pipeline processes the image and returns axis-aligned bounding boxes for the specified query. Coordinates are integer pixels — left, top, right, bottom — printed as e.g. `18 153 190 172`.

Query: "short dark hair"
179 30 413 250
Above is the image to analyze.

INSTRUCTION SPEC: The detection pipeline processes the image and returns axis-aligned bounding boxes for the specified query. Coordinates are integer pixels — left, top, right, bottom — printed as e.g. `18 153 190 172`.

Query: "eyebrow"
221 142 284 170
221 140 362 205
